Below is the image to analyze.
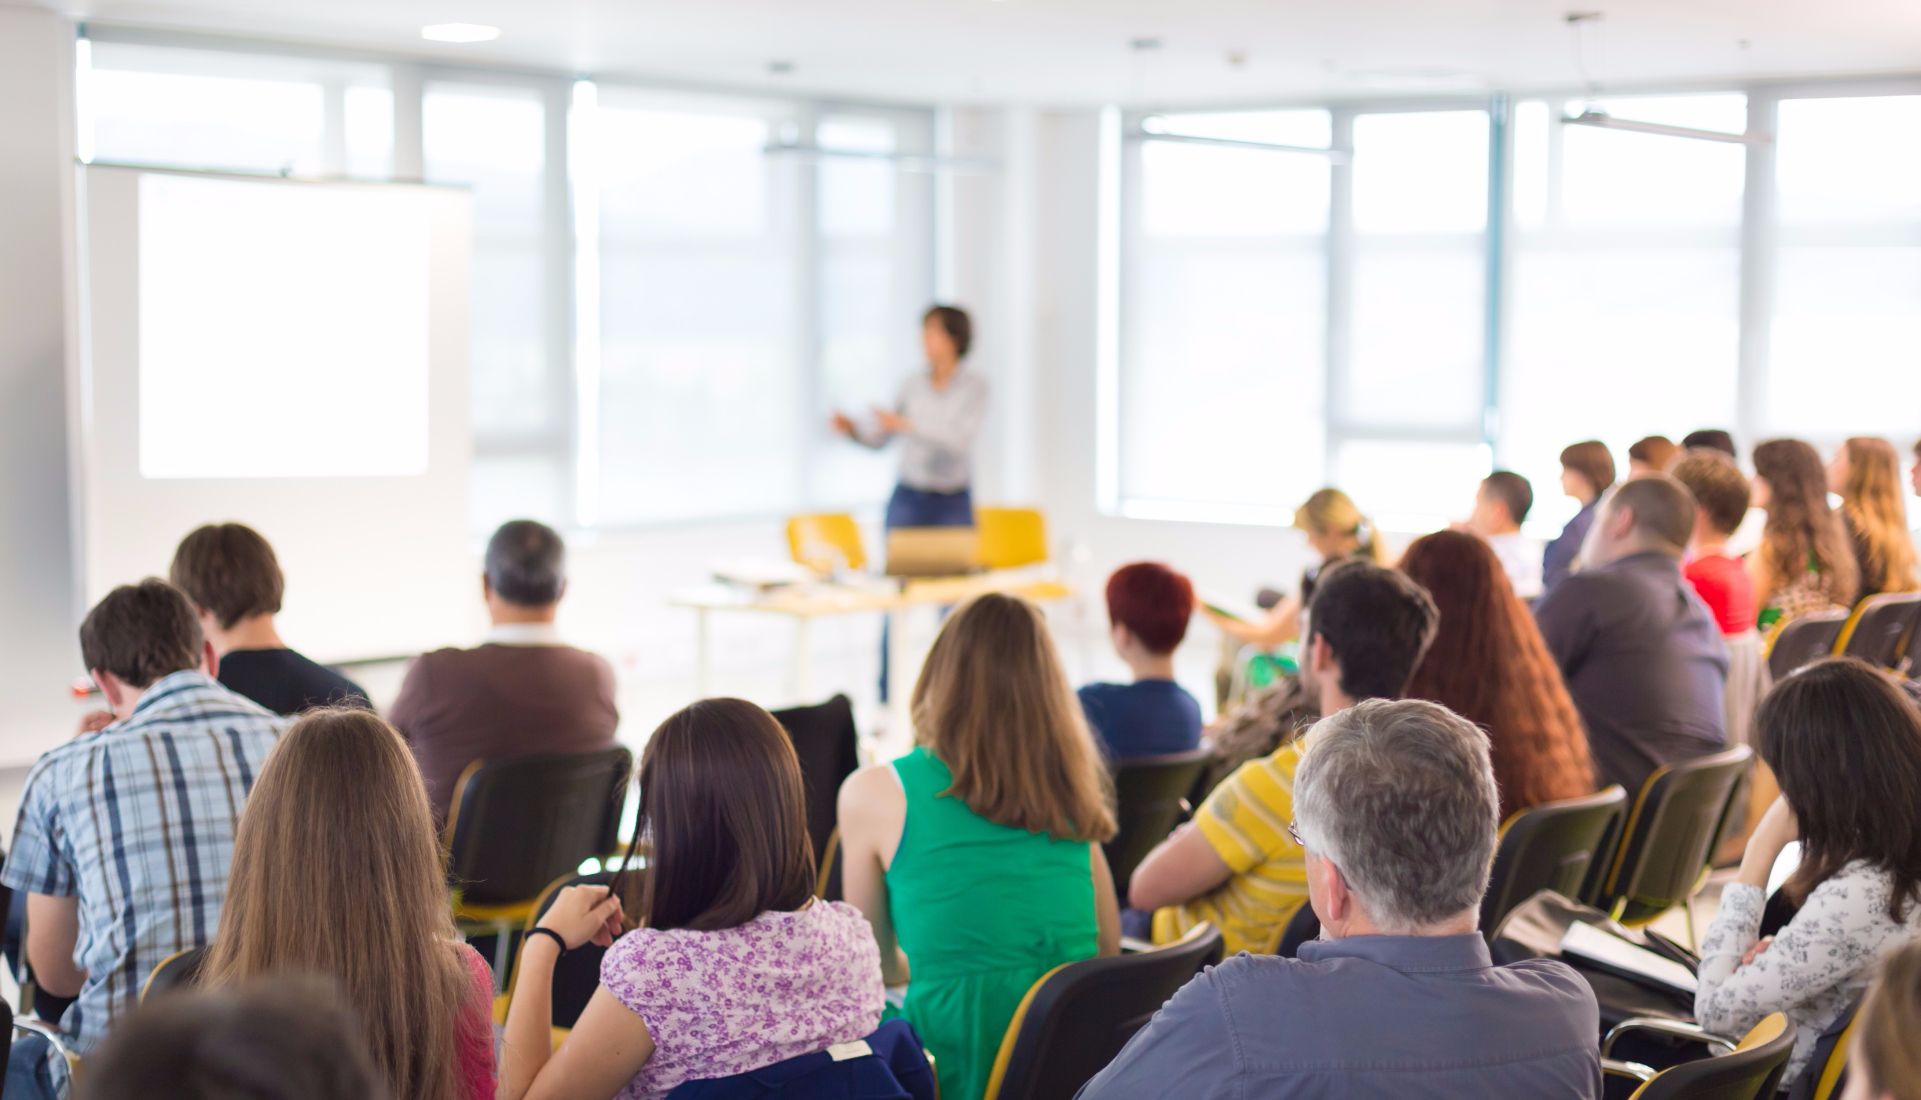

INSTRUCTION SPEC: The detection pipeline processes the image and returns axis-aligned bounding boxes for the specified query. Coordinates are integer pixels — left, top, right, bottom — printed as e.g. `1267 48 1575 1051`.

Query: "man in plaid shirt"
2 580 286 1098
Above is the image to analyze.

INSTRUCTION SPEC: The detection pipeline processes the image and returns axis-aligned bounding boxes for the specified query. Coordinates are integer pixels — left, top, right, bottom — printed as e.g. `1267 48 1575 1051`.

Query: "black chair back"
446 747 632 907
771 695 861 901
984 924 1224 1100
525 870 621 1029
1837 593 1921 671
1481 787 1628 935
142 945 209 1000
1628 1014 1796 1100
1103 749 1213 901
1275 903 1320 958
1596 747 1752 926
1768 609 1852 681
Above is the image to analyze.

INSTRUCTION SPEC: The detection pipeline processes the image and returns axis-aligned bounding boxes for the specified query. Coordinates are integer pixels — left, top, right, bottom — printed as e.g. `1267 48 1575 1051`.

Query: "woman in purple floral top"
497 699 886 1100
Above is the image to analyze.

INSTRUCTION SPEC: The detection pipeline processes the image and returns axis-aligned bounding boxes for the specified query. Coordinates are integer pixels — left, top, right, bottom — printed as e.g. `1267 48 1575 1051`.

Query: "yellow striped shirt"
1152 738 1310 956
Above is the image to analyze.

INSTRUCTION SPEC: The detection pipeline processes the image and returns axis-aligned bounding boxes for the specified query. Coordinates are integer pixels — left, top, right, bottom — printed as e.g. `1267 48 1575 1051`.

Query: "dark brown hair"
1755 659 1921 921
1607 476 1697 553
81 977 387 1100
1682 429 1736 458
484 520 567 607
1399 531 1594 819
617 698 815 932
922 304 973 359
1307 560 1441 703
79 580 204 688
1628 435 1679 472
1669 450 1751 537
1558 441 1617 500
1479 470 1534 524
1753 438 1858 608
169 524 285 630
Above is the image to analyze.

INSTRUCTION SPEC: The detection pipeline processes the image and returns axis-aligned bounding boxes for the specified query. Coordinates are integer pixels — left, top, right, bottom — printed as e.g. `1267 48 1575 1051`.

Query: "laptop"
884 527 982 578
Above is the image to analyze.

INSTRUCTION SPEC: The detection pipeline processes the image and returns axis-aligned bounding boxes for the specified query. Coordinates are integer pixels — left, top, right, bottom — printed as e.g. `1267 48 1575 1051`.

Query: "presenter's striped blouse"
1 671 286 1058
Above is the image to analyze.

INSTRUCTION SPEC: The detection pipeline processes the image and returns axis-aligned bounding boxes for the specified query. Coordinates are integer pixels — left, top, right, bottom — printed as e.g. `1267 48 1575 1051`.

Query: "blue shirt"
1542 500 1598 595
1077 933 1601 1100
1 671 286 1055
1077 681 1202 760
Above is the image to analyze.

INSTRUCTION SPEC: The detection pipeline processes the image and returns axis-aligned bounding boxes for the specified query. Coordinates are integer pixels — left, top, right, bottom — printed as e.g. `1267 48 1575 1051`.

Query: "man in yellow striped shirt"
1132 561 1439 956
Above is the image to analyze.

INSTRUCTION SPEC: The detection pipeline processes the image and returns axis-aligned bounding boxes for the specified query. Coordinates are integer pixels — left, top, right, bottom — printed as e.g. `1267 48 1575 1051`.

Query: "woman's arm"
515 987 657 1100
1091 844 1121 957
1207 597 1300 649
497 886 632 1100
838 765 911 986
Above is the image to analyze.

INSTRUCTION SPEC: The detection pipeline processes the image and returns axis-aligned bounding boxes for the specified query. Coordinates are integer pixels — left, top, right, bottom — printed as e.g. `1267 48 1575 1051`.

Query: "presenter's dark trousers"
880 483 974 702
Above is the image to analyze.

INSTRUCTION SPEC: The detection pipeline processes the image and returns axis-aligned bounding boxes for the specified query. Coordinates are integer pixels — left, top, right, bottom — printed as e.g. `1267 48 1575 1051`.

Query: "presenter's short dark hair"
922 305 973 358
485 520 567 607
79 580 205 688
170 523 285 630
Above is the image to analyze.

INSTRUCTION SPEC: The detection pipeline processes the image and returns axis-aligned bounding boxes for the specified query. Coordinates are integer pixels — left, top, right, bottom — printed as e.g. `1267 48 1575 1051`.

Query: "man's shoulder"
1489 957 1601 1029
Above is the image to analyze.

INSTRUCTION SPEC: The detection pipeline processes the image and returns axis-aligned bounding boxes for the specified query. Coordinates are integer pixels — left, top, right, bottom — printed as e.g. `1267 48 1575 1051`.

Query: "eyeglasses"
1288 818 1305 849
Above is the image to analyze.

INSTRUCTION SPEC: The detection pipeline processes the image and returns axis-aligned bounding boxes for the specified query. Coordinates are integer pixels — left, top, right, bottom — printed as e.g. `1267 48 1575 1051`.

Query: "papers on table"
1560 920 1698 996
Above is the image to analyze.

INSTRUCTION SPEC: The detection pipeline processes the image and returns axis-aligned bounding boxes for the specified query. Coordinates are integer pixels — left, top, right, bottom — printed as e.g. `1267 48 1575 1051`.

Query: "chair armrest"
12 1016 74 1064
1602 1017 1737 1058
1602 1058 1657 1083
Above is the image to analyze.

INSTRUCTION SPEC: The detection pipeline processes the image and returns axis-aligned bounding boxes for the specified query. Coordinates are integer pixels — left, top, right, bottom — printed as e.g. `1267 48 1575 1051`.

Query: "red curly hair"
1399 530 1596 818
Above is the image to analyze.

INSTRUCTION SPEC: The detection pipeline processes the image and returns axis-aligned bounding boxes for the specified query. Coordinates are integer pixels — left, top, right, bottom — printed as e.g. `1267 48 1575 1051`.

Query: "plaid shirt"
2 671 286 1054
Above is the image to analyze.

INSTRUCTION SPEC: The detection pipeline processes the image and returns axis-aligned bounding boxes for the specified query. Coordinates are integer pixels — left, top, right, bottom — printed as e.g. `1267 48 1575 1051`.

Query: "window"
1502 95 1746 534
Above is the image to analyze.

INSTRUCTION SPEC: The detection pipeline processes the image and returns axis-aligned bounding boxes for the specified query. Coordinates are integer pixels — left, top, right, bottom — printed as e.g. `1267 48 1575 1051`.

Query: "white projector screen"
78 165 477 690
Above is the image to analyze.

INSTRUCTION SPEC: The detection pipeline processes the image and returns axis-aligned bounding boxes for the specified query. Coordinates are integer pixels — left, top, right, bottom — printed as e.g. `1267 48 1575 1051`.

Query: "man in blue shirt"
1078 562 1202 760
2 580 286 1099
1078 699 1601 1099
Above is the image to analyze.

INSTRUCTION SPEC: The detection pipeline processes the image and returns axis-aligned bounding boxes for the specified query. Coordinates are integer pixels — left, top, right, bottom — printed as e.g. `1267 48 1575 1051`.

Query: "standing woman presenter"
832 305 990 699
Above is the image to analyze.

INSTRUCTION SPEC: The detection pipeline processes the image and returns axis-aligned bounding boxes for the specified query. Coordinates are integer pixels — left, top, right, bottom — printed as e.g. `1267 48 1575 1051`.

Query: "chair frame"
1601 1013 1794 1098
1832 592 1921 672
1480 786 1628 935
1596 746 1753 938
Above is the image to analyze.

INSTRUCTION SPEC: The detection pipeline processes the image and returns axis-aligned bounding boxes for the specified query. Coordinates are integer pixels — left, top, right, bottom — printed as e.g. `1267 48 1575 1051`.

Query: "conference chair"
1275 903 1320 959
444 746 632 976
141 946 209 1001
786 514 868 575
665 1019 936 1100
490 866 630 1036
980 922 1224 1100
1833 592 1921 672
1591 747 1752 937
1103 749 1213 901
1601 1013 1794 1100
974 507 1049 570
1765 609 1851 681
770 695 861 902
1790 997 1861 1100
1480 787 1629 935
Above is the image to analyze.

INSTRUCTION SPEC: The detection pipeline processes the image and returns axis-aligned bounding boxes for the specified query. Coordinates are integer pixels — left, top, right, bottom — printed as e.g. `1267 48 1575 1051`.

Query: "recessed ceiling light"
420 23 501 44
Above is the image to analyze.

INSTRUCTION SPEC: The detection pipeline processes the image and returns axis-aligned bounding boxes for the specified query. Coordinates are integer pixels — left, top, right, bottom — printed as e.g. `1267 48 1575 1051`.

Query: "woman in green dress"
839 593 1122 1100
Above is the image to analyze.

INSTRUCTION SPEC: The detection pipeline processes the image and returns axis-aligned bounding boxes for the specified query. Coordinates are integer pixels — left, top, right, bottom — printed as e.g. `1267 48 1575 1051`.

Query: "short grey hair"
1293 699 1500 932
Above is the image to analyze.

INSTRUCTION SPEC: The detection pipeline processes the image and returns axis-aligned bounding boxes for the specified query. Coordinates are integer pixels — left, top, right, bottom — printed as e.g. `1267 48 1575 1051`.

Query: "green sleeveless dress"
885 746 1100 1100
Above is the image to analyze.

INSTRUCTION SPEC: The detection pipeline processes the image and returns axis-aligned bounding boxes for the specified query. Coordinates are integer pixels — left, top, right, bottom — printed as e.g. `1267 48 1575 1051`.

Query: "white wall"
0 6 90 766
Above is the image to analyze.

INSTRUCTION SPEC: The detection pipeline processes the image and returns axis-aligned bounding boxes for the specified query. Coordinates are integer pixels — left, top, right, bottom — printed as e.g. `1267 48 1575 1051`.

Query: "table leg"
793 617 814 703
694 608 712 696
887 606 911 735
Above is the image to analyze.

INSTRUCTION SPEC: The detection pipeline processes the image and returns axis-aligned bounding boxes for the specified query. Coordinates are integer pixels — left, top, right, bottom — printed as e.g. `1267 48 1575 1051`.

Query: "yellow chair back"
976 507 1048 570
786 513 868 574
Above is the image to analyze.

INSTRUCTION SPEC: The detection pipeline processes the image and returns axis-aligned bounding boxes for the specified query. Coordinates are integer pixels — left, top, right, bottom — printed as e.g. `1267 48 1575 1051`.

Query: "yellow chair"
975 508 1048 571
1832 592 1921 671
786 513 868 574
1601 1012 1795 1098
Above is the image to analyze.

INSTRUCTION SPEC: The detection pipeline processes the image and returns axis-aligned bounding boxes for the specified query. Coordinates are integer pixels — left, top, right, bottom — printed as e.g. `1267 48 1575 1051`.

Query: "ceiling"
30 0 1921 105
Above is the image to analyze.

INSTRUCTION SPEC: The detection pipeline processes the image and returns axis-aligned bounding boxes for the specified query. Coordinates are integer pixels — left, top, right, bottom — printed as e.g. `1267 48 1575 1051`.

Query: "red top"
455 943 498 1100
1684 552 1757 635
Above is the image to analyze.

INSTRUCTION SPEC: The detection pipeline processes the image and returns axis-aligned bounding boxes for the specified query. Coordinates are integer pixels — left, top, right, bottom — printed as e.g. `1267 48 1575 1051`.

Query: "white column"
0 7 85 765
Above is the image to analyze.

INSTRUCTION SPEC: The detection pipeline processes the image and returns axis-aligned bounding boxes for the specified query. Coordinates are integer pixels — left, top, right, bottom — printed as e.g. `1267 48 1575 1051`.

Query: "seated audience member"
501 698 883 1100
1670 450 1766 747
1627 435 1680 477
1533 477 1727 793
1843 939 1921 1100
1466 470 1543 599
1079 699 1602 1099
0 581 286 1100
1543 440 1616 594
838 595 1119 1100
80 978 386 1100
168 523 369 715
1079 562 1203 760
204 709 495 1100
1399 531 1595 816
1683 428 1738 459
1207 487 1382 651
1831 437 1919 600
1130 562 1439 956
1751 438 1858 629
389 519 619 821
1697 659 1921 1087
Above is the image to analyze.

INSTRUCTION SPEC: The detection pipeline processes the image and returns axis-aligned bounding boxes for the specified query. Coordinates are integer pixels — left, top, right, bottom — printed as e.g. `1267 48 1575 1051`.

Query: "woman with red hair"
1399 530 1597 816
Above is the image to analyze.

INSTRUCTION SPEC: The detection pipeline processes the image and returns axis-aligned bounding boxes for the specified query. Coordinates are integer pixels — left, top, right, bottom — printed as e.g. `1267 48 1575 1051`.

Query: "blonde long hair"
206 709 471 1100
1295 488 1386 563
1841 436 1919 596
911 594 1116 842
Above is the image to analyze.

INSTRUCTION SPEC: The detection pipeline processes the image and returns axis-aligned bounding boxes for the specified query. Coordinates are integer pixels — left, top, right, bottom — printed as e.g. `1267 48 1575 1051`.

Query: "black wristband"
526 927 568 956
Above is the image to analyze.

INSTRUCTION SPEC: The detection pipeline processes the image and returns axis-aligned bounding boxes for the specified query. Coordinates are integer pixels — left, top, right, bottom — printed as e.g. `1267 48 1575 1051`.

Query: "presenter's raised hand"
829 411 856 437
871 407 912 435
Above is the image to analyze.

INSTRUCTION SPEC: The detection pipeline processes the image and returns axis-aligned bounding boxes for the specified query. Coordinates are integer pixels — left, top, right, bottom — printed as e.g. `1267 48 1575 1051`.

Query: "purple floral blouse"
600 900 885 1099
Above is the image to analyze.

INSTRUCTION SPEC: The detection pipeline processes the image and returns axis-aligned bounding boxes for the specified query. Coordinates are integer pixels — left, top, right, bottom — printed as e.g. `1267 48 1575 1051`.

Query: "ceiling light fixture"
420 23 501 44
